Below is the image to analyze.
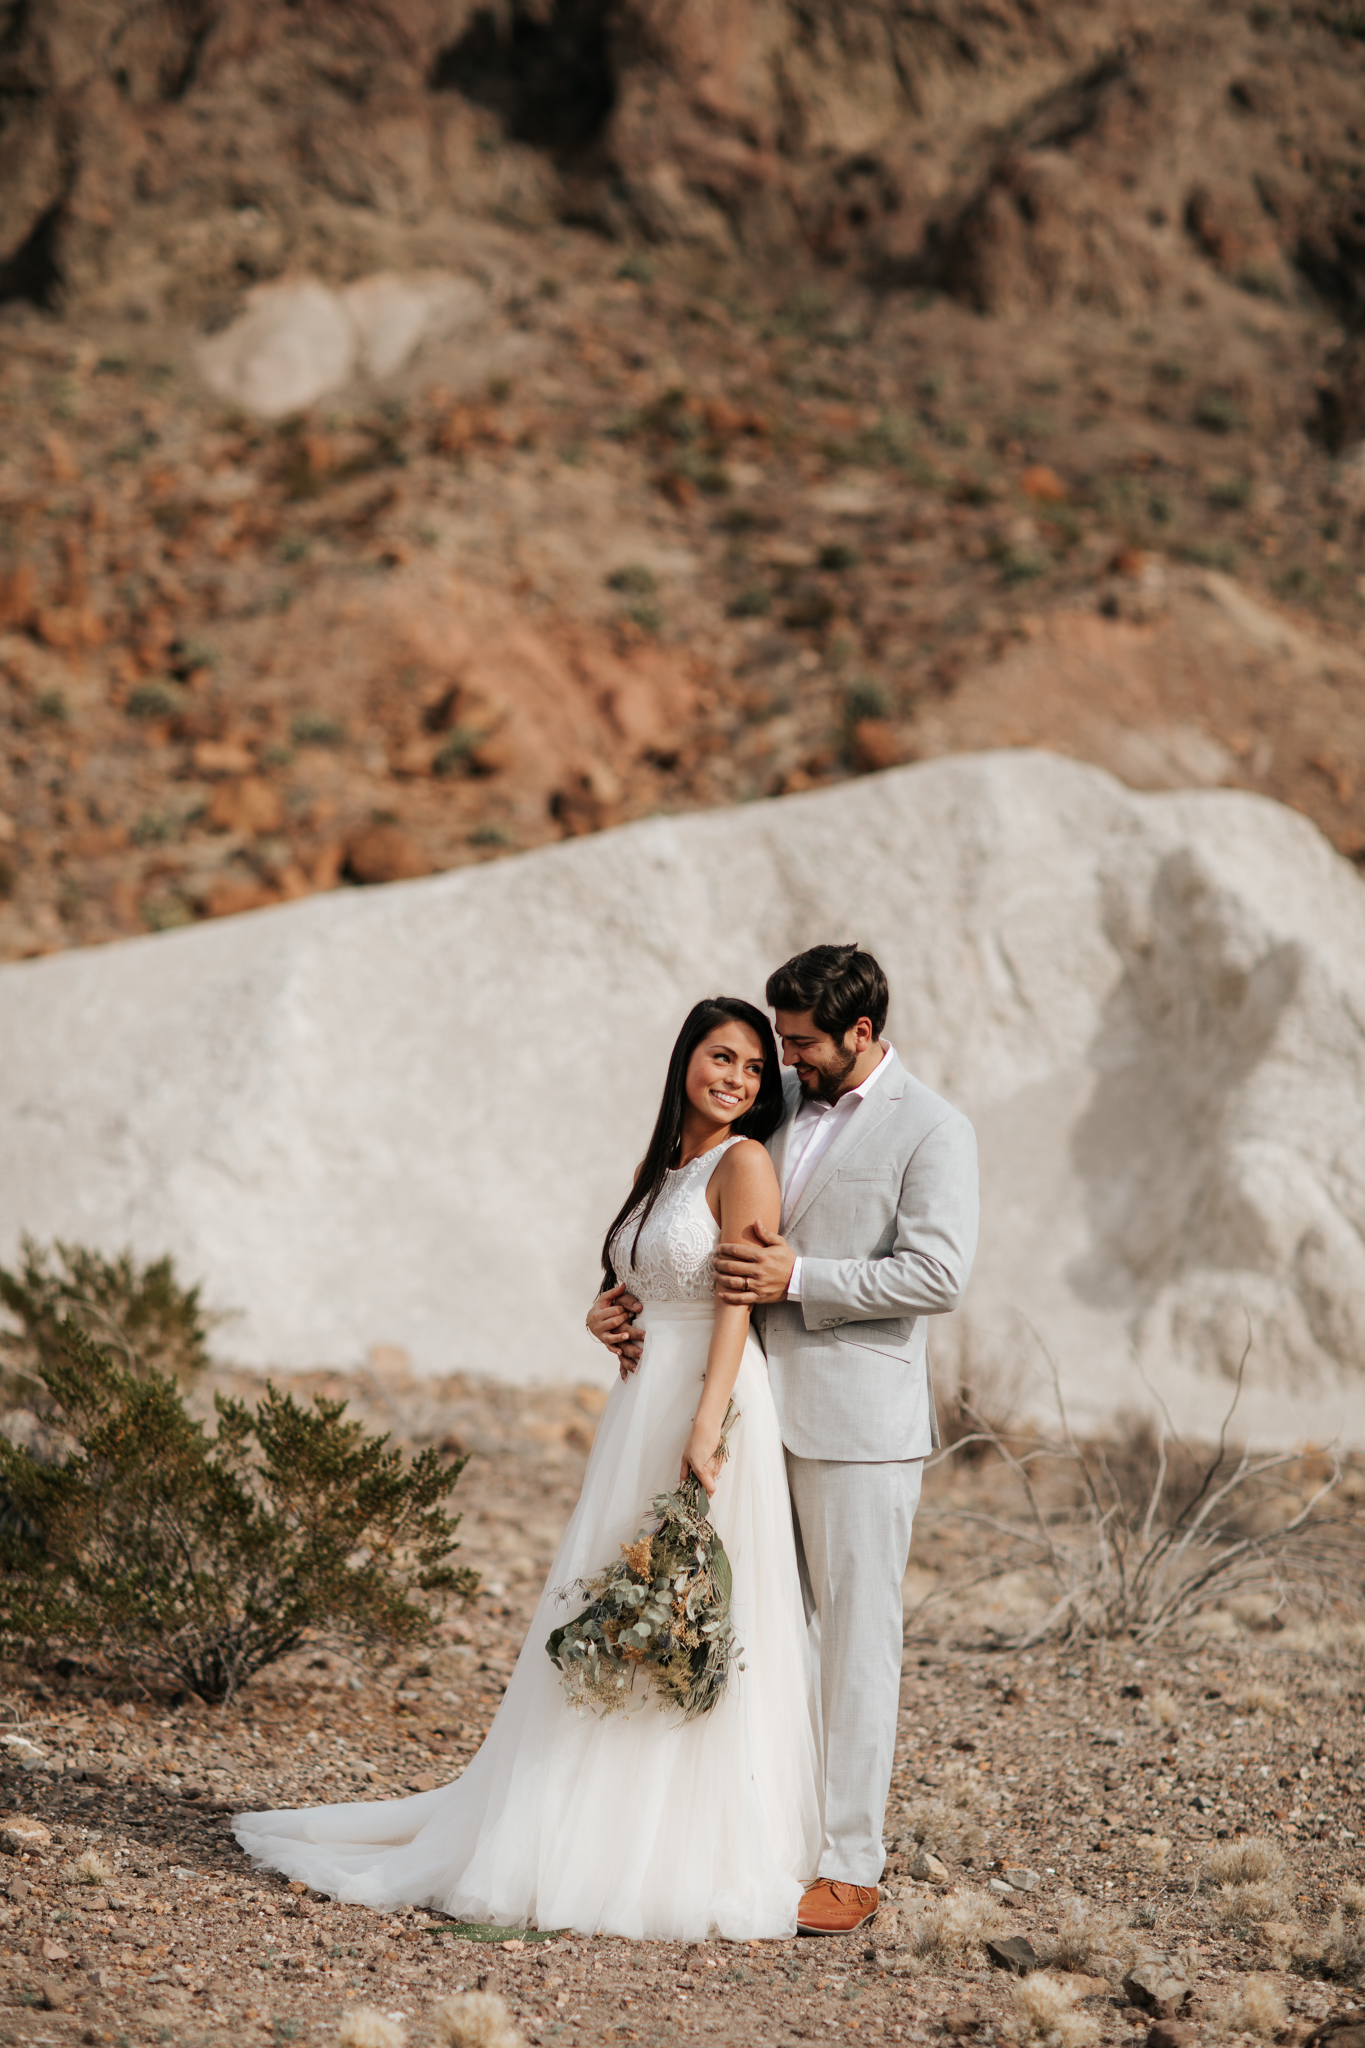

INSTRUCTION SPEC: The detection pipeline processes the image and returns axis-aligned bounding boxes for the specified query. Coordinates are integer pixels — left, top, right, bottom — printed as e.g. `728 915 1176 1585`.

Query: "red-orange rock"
68 825 131 857
311 841 345 890
467 732 515 776
193 739 255 777
1020 465 1068 503
207 777 286 836
200 875 280 919
850 718 904 773
342 824 429 884
273 862 313 900
388 739 437 778
44 432 79 483
33 607 81 650
0 563 36 628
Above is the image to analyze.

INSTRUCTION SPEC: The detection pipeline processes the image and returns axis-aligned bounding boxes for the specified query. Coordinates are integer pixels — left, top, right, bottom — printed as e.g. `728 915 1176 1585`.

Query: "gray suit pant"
785 1451 923 1889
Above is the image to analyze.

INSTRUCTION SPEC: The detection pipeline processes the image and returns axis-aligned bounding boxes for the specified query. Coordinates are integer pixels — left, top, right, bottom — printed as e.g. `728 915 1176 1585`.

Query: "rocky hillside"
1 0 1364 958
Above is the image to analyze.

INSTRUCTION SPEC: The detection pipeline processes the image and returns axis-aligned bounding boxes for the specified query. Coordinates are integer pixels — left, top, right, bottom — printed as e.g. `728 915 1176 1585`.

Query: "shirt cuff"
786 1256 803 1301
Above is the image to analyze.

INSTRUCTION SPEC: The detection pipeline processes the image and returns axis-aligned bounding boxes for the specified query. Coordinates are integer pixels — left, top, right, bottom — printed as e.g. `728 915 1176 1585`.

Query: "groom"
591 943 979 1936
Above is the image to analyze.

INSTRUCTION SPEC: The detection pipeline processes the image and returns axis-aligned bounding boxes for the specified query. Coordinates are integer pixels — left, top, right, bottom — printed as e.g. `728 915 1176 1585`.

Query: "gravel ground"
0 1364 1362 2048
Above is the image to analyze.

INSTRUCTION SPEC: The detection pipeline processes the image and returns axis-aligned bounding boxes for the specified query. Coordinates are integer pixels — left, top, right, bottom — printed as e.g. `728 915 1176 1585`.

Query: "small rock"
40 1937 70 1961
986 1935 1040 1974
988 1877 1015 1898
192 739 255 777
909 1851 950 1883
942 2008 983 2038
206 775 285 836
201 875 279 920
868 1903 900 1944
1063 1974 1115 2000
1145 2025 1198 2048
0 1736 45 1770
1122 1961 1193 2017
1005 1868 1040 1893
343 823 430 885
35 1977 73 2012
850 717 903 773
1019 463 1068 503
0 1816 52 1854
197 278 358 418
1303 2016 1365 2048
1095 1727 1127 1746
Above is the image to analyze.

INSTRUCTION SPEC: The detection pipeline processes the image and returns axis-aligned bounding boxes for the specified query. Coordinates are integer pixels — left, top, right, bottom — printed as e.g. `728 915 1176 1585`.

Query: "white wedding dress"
234 1137 822 1940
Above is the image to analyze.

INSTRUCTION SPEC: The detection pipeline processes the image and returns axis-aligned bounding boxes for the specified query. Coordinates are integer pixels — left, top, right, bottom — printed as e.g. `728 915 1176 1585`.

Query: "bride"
234 997 822 1941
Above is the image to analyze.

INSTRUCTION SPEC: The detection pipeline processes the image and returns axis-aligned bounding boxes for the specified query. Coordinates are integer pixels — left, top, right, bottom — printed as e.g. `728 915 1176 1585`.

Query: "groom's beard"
803 1045 858 1104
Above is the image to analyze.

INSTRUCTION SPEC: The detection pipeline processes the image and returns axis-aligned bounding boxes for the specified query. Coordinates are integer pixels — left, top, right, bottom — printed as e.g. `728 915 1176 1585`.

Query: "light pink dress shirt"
783 1044 893 1301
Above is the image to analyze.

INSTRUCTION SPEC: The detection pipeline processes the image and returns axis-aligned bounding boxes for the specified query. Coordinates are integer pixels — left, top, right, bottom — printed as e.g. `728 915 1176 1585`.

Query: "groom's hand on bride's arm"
714 1223 795 1305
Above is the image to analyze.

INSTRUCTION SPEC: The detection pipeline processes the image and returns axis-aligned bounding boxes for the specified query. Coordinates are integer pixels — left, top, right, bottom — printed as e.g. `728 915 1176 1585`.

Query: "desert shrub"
895 1771 988 1860
0 1319 476 1702
339 2011 406 2048
1210 1974 1287 2039
904 1886 1009 1963
933 1351 1359 1647
1321 1882 1365 1982
1215 1881 1294 1926
1012 1972 1097 2047
1045 1895 1136 1976
1229 1681 1293 1718
431 1990 524 2048
606 562 657 596
1201 1838 1286 1889
0 1237 212 1404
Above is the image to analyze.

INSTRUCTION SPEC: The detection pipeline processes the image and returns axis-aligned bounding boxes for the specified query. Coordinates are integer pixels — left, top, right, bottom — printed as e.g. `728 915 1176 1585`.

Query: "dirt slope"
1 2 1364 960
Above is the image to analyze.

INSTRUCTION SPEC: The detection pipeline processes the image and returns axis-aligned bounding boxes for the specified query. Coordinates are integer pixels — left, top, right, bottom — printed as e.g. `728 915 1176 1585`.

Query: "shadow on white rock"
196 271 488 417
1 753 1363 1449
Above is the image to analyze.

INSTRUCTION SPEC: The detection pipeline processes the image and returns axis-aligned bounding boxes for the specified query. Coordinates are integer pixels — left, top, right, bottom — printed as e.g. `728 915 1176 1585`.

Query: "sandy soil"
0 1366 1362 2048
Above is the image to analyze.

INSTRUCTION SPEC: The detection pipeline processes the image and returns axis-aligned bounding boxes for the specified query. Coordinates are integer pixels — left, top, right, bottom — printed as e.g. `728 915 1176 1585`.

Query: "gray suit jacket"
758 1051 979 1463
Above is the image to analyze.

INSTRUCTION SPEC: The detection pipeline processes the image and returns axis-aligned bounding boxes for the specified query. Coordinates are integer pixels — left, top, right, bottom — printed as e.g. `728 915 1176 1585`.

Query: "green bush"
126 682 184 722
606 563 657 596
0 1319 476 1702
290 710 346 747
0 1238 212 1406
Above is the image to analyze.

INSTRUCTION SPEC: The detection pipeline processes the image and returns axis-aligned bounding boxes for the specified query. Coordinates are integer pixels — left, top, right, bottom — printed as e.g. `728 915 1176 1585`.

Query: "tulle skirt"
233 1303 822 1940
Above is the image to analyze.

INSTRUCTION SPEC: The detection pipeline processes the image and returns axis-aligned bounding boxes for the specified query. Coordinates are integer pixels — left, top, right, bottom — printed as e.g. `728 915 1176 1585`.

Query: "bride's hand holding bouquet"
681 1399 728 1497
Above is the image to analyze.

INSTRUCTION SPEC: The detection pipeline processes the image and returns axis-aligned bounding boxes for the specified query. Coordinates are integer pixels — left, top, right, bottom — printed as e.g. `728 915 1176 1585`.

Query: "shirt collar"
795 1042 894 1117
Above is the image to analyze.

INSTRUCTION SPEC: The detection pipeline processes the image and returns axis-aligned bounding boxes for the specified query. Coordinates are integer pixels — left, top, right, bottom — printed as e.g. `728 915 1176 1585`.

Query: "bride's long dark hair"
601 997 786 1286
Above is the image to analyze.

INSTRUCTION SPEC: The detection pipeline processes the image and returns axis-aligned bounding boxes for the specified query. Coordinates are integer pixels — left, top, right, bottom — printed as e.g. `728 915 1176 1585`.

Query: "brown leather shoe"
796 1879 879 1935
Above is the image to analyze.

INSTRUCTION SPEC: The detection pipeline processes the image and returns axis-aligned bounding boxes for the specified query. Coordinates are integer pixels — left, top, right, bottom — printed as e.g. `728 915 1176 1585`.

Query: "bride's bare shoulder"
716 1138 778 1185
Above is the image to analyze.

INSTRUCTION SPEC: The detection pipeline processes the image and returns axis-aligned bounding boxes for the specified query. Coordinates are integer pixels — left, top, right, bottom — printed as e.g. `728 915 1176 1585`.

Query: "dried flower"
547 1403 742 1720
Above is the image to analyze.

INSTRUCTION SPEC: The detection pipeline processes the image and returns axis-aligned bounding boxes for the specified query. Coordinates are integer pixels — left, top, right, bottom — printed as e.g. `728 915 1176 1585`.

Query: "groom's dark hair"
766 943 889 1041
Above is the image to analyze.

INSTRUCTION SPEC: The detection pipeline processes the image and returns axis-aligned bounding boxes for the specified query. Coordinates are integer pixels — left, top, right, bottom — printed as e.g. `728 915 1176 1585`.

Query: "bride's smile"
683 1029 766 1140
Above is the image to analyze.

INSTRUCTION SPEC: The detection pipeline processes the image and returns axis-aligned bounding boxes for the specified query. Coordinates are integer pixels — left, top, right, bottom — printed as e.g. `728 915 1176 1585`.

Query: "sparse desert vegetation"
0 1357 1361 2047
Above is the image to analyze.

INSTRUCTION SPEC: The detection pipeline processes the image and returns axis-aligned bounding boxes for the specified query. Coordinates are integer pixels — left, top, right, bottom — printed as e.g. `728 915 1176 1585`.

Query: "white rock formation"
2 752 1364 1448
197 272 488 417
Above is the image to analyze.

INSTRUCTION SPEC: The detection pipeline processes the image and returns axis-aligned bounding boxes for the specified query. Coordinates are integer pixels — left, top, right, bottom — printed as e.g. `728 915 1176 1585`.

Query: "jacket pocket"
836 1317 911 1355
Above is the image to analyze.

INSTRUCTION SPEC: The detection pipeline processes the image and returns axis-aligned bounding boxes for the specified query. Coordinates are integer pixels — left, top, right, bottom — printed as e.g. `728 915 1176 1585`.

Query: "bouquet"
546 1404 742 1720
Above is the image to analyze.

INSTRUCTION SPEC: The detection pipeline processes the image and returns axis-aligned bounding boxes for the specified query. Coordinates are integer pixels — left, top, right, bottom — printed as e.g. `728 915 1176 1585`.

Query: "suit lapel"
784 1051 907 1236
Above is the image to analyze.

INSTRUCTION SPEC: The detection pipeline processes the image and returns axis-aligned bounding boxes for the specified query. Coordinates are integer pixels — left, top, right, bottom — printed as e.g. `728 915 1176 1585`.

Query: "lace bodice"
610 1137 741 1304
